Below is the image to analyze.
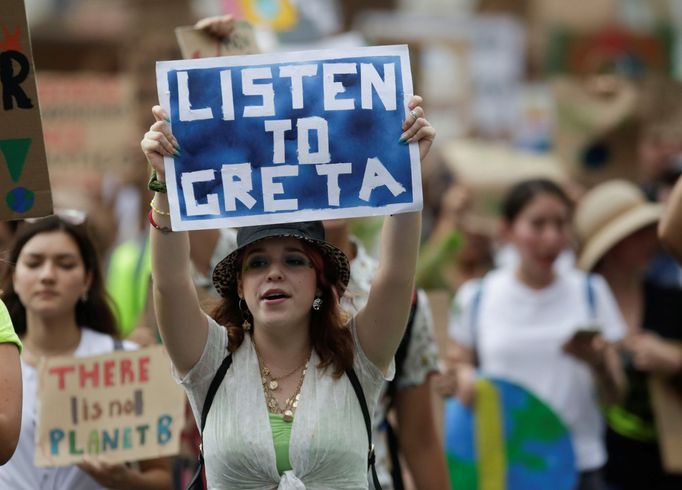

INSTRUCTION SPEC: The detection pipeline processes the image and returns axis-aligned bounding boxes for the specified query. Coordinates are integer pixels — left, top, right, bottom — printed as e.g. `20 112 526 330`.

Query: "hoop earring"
238 298 252 331
312 297 322 311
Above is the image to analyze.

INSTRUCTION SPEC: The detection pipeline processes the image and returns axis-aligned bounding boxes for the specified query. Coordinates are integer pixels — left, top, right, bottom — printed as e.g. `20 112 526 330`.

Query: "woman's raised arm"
355 95 435 371
141 106 208 376
659 174 682 262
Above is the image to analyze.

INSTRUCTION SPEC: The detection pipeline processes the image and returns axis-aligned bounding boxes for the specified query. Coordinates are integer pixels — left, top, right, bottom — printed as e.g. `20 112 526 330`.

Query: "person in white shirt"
446 178 626 490
0 215 172 489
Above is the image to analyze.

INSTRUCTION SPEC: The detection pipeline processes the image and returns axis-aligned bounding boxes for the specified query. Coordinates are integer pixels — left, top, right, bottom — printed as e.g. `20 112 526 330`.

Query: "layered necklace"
253 340 311 423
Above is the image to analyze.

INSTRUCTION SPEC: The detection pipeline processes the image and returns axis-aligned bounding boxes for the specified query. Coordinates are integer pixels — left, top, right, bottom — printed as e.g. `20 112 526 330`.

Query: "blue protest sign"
156 45 421 230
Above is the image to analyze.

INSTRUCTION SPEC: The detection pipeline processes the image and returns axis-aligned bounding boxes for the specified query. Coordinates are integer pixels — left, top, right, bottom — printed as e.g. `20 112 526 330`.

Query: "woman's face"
13 230 91 320
603 224 659 271
238 237 318 329
505 193 571 273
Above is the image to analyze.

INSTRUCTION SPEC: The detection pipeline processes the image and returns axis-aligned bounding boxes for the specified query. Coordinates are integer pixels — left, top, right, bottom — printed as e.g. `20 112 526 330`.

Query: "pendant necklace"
254 340 311 423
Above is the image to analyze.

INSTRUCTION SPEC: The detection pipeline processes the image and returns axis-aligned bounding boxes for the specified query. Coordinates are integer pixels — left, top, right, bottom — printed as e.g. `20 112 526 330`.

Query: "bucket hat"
574 180 662 271
212 221 350 298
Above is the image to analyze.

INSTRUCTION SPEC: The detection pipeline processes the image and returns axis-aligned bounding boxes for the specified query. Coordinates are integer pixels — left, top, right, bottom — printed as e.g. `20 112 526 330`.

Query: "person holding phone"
576 180 682 490
446 178 626 490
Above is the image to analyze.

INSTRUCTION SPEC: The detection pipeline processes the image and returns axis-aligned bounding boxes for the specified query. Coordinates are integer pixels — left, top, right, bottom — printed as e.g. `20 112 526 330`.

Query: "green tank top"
269 413 293 474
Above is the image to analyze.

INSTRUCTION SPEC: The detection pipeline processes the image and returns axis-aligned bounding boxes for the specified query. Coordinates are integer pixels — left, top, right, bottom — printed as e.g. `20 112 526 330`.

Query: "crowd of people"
2 8 682 490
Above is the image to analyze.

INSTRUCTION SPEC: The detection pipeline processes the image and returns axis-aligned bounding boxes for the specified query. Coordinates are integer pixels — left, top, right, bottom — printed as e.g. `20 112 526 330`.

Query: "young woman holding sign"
0 216 172 489
140 96 434 489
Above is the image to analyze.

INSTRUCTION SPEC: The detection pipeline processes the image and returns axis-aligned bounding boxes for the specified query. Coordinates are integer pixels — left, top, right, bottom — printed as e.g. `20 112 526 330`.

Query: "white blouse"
175 315 393 489
0 329 137 490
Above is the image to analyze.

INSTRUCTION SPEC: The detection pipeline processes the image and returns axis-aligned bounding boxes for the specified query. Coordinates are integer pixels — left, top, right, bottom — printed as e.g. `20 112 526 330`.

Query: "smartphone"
570 327 601 343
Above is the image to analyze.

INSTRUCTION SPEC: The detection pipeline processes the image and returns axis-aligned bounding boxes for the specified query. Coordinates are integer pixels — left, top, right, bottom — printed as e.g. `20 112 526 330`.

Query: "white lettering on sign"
279 64 318 110
297 117 330 164
242 67 275 117
177 71 213 121
182 169 221 216
221 163 257 211
359 157 405 202
262 165 299 212
316 163 352 206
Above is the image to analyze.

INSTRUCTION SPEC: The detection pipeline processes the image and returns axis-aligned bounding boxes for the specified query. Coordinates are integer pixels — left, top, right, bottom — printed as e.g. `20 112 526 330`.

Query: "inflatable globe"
445 377 578 490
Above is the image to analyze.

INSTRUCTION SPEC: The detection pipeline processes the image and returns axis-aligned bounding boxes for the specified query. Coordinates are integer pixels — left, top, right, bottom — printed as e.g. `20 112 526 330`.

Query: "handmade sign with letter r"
156 44 421 230
0 0 52 220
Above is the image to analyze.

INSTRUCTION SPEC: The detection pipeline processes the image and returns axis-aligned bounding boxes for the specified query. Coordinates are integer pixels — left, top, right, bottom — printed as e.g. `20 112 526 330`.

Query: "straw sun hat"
574 180 662 271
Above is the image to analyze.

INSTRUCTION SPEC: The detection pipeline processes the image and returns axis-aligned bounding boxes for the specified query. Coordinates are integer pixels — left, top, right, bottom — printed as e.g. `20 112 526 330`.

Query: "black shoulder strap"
387 290 418 403
346 367 382 490
384 290 418 489
200 354 233 433
188 357 377 489
186 353 233 490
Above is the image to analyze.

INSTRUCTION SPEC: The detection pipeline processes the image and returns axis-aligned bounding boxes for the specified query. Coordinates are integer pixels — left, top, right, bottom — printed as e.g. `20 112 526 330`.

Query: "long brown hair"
1 216 118 338
212 241 354 378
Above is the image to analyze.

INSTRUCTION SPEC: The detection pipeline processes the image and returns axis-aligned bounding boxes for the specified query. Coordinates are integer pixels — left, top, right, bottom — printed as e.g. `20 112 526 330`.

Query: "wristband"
148 209 172 234
148 169 167 193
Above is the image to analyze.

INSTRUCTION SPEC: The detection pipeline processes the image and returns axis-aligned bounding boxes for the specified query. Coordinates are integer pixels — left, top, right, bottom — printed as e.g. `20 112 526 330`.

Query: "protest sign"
441 139 566 227
545 24 673 77
175 20 260 59
35 345 185 467
222 0 298 32
156 44 421 231
650 371 682 472
37 72 137 171
0 0 53 220
552 77 640 186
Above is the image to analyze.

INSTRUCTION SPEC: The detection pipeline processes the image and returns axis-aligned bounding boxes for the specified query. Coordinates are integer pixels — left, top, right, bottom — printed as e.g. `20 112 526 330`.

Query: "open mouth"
261 290 290 301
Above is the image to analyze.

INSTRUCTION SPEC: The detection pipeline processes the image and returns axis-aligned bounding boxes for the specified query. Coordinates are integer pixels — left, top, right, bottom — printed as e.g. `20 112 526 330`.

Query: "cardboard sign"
545 24 674 77
441 139 566 224
0 0 53 220
175 21 260 59
36 72 137 171
650 370 682 472
156 45 421 231
552 77 640 186
35 345 185 467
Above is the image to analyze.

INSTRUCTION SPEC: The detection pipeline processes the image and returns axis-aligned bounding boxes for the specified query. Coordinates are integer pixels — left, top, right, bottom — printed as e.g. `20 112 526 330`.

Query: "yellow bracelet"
150 199 170 216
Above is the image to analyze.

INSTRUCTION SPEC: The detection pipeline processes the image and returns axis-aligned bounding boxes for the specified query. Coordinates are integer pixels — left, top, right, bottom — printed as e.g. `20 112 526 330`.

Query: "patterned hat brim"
212 234 351 299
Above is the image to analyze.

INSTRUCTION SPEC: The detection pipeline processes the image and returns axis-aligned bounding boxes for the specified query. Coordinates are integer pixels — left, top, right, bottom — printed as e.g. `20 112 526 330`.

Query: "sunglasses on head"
24 208 87 226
